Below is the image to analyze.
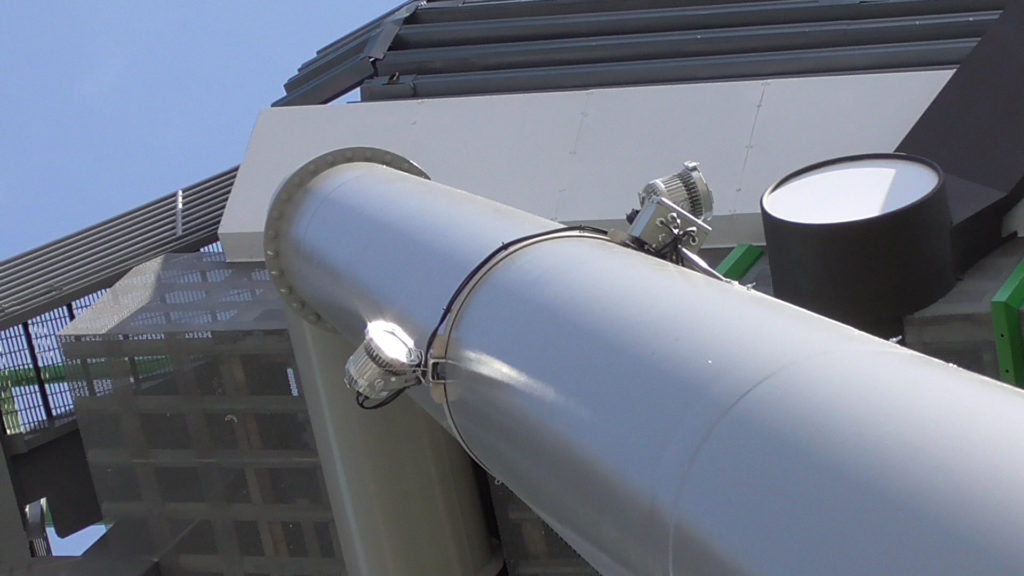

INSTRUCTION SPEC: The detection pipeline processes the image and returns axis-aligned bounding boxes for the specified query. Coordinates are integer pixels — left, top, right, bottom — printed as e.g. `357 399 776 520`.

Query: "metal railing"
0 294 105 434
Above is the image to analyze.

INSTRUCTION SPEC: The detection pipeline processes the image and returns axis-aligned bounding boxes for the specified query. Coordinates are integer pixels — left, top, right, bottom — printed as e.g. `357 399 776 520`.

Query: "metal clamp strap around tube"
424 227 613 470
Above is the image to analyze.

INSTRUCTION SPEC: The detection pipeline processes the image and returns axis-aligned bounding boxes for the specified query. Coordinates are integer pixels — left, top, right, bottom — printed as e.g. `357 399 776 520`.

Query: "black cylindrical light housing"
761 153 955 337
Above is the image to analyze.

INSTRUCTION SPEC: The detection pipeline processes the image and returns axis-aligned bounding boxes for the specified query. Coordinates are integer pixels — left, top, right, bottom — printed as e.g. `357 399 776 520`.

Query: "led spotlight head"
640 162 714 222
344 320 423 399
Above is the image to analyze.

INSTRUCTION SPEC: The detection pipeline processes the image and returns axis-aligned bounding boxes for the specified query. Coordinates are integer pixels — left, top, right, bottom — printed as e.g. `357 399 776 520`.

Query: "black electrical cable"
356 389 406 410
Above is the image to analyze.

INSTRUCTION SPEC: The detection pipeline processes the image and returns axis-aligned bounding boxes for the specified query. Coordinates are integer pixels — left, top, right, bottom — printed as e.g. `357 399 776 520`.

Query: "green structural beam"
991 258 1024 385
716 244 764 281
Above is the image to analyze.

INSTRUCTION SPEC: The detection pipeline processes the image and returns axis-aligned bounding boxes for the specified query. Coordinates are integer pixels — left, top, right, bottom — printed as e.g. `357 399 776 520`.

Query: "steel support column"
21 322 52 421
285 312 500 576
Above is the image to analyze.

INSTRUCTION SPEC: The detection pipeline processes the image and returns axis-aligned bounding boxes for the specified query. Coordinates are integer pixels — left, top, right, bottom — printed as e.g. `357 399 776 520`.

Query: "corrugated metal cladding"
0 168 235 330
274 0 1007 106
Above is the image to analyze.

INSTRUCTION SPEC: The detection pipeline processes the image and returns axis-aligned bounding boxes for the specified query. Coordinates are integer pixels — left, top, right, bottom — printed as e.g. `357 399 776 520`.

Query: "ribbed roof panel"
375 0 1005 99
0 168 236 329
276 0 1007 104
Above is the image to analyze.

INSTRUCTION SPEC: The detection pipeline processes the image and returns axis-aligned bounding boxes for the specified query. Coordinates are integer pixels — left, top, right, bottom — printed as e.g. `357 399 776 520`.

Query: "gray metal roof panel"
408 0 761 24
395 0 1007 48
271 0 1007 103
362 39 978 100
377 13 998 76
273 1 419 107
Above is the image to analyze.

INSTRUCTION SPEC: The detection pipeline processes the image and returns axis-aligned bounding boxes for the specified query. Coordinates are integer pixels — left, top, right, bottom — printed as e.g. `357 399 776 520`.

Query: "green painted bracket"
991 258 1024 385
716 244 764 281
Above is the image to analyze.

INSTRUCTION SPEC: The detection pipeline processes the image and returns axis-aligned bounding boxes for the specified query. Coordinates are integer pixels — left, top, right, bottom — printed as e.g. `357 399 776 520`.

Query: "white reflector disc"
763 157 939 224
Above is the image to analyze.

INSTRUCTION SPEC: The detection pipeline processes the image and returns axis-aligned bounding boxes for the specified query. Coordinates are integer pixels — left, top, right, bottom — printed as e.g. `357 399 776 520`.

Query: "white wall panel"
221 71 952 261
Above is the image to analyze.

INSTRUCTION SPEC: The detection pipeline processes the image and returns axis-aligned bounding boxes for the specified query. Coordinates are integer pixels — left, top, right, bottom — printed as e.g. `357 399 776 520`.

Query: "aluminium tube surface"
270 158 1024 576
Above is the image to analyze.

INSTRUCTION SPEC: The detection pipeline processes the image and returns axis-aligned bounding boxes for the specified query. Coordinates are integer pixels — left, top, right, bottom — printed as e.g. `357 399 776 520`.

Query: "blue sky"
0 1 403 261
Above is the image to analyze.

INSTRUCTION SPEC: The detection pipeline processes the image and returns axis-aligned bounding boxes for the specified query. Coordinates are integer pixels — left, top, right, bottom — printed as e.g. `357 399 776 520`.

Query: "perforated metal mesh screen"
61 253 344 576
0 292 108 433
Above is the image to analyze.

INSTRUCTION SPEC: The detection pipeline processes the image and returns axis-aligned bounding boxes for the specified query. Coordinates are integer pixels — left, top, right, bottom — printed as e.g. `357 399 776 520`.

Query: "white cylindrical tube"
267 148 1024 576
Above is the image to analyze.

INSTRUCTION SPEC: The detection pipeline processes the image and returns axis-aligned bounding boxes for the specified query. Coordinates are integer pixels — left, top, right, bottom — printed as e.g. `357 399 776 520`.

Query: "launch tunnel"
265 147 1024 576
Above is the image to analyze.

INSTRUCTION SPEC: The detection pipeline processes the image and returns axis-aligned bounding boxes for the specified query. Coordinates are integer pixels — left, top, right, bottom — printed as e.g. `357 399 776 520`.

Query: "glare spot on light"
345 320 424 399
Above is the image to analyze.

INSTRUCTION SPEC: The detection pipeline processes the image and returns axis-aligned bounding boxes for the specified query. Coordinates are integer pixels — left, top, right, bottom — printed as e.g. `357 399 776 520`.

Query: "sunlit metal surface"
269 147 1024 576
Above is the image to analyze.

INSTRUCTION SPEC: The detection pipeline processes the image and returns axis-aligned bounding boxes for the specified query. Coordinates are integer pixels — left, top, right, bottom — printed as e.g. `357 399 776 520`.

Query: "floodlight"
344 320 423 399
639 162 714 222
